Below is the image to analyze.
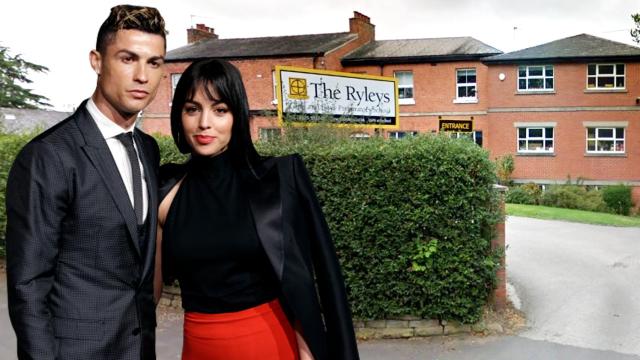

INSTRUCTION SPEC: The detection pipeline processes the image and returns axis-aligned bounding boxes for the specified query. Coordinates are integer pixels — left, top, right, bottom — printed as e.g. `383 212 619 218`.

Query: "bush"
495 154 514 186
602 185 634 215
258 130 503 323
0 132 37 250
506 183 541 205
541 184 606 212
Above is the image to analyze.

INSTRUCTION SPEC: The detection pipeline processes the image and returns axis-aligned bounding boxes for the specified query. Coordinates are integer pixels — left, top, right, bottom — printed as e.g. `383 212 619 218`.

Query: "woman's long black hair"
170 59 261 169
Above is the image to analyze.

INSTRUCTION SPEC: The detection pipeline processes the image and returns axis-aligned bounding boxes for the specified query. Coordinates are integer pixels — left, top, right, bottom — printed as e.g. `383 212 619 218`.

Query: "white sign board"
276 66 399 128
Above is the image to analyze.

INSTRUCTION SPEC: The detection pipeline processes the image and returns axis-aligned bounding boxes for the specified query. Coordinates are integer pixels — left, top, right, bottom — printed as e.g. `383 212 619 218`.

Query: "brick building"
143 12 640 204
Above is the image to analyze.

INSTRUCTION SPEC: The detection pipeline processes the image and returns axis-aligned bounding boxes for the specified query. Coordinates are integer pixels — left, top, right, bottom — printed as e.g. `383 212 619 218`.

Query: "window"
394 71 414 104
272 71 278 104
586 127 625 153
259 128 281 142
350 132 370 140
171 73 182 97
517 127 554 153
518 65 553 91
456 69 477 101
448 131 483 147
587 64 625 89
388 131 417 139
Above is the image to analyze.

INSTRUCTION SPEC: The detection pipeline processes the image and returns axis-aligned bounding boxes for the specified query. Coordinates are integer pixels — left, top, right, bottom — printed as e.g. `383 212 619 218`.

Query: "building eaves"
482 34 640 64
166 32 358 61
0 107 70 133
341 37 502 65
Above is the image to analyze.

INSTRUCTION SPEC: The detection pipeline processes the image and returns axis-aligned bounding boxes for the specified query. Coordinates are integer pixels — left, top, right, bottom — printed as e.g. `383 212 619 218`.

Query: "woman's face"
181 85 233 157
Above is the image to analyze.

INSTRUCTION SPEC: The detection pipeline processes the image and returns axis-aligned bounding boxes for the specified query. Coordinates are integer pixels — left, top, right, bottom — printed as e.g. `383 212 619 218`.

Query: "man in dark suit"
5 5 166 359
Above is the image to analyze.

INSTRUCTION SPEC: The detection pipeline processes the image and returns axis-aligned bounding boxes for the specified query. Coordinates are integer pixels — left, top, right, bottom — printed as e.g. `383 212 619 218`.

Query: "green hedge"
602 184 634 216
0 130 502 323
255 131 502 323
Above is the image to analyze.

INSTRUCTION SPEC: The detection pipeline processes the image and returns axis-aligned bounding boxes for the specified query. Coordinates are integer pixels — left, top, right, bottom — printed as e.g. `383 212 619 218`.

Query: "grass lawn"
506 203 640 227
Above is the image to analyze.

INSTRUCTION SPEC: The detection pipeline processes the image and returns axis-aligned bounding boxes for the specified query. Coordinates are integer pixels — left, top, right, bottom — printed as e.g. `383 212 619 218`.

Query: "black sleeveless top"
163 151 280 313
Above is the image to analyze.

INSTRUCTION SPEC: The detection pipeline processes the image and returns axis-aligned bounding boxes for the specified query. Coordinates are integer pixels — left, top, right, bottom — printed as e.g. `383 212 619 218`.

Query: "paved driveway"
507 216 640 356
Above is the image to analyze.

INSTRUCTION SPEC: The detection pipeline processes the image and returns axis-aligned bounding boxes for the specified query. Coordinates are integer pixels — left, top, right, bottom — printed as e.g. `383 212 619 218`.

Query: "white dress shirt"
86 98 148 221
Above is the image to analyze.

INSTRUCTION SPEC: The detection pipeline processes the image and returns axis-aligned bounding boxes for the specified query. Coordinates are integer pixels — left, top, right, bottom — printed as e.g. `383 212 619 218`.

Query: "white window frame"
394 71 415 105
448 131 483 146
517 126 555 153
259 127 281 141
454 68 477 103
171 73 182 98
586 127 625 154
388 131 417 139
518 65 554 92
272 71 278 105
587 63 625 90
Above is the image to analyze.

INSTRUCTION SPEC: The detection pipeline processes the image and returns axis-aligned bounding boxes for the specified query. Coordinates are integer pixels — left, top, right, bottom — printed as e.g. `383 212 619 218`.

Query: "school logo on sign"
288 78 308 99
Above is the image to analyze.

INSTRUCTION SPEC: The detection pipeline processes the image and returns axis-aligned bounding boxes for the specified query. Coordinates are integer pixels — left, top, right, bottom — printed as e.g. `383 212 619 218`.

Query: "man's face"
90 29 165 123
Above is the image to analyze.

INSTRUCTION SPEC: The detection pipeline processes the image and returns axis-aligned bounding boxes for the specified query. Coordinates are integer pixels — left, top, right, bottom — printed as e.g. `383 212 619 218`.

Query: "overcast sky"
1 0 638 111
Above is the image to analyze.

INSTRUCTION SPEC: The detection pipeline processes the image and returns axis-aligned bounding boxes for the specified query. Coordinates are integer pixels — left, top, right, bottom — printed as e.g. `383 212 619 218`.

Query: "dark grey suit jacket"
5 101 160 360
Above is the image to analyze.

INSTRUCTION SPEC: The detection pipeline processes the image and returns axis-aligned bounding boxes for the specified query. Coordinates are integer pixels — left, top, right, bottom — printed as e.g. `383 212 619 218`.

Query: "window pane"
545 78 553 89
615 128 624 139
518 128 526 138
545 67 553 76
529 67 543 76
599 65 614 74
518 140 527 150
529 78 543 89
519 67 526 77
518 79 526 90
545 140 553 150
616 76 624 88
529 140 543 150
587 128 595 138
587 77 596 88
588 65 596 75
616 64 624 74
615 141 624 151
405 88 413 98
458 87 467 98
545 128 553 138
475 131 483 147
598 128 613 138
597 77 614 88
468 87 476 97
598 140 613 151
529 128 543 137
587 140 596 151
457 74 466 83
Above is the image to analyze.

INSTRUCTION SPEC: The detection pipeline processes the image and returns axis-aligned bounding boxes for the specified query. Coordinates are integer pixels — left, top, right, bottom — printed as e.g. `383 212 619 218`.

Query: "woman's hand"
296 330 314 360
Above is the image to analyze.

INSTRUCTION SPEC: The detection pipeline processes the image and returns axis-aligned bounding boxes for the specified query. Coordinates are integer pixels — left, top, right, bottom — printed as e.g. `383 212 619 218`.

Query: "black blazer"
5 101 160 360
160 153 359 360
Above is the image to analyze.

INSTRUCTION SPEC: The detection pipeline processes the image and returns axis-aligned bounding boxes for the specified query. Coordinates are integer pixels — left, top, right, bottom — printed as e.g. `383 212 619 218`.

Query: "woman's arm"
153 177 184 305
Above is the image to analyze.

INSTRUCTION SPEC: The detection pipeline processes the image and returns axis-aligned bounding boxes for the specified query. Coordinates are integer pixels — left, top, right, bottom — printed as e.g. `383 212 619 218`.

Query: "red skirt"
182 299 299 360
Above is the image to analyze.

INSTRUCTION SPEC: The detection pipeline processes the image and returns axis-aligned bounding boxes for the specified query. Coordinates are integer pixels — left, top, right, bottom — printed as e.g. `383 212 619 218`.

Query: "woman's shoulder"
159 162 189 200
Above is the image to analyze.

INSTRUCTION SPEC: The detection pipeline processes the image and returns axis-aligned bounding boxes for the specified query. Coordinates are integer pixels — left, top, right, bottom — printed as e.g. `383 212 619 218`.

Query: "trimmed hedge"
256 131 502 323
602 184 634 216
0 130 502 324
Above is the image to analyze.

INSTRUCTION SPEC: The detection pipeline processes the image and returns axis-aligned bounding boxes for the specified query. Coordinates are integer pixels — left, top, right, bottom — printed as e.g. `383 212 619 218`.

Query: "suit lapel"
75 104 142 259
135 131 158 276
245 158 285 281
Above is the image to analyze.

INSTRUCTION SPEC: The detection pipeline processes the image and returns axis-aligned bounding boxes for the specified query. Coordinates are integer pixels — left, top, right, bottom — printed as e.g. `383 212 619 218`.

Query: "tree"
632 13 640 45
0 46 51 109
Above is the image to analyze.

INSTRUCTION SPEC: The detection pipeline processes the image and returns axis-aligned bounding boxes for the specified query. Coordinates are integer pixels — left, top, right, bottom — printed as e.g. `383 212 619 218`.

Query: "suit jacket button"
132 327 141 336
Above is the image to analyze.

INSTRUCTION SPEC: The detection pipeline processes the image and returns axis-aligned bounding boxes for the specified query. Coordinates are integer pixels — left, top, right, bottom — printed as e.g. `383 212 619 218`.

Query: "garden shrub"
257 129 503 323
602 184 634 215
541 184 605 212
506 183 541 205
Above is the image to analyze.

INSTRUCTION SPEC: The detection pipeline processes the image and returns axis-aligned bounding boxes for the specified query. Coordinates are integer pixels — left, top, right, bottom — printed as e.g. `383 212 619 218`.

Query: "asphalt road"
2 216 640 359
507 215 640 356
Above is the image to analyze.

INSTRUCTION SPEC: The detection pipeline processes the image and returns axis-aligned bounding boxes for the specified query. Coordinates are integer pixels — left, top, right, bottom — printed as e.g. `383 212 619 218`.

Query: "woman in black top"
154 59 359 360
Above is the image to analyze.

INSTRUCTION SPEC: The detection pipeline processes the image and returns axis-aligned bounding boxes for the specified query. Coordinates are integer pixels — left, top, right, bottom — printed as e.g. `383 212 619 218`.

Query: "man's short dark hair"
96 4 167 53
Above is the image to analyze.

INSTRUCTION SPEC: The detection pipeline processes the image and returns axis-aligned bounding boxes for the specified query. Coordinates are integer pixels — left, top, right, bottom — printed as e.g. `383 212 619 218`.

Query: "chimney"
187 23 218 44
349 11 375 43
